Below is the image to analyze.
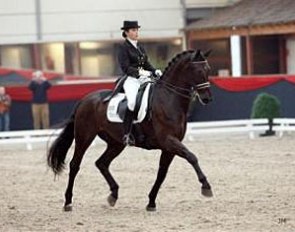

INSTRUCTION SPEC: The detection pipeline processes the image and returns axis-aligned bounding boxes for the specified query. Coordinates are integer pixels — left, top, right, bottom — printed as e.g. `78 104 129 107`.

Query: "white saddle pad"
107 83 151 123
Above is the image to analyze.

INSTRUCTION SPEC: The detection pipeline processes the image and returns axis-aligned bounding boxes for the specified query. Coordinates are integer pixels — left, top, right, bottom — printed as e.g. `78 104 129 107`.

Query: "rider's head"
121 21 140 40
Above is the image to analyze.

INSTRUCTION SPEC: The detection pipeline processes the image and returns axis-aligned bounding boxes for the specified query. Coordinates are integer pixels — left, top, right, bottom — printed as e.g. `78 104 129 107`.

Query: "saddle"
105 76 154 123
117 81 150 120
103 76 127 103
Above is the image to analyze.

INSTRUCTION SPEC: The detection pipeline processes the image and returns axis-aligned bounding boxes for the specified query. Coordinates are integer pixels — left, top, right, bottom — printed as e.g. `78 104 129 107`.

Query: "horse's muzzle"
198 90 213 105
202 96 212 104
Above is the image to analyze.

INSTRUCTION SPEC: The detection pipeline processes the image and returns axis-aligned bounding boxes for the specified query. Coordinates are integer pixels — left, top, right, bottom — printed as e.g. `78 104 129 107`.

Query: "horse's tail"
47 107 77 175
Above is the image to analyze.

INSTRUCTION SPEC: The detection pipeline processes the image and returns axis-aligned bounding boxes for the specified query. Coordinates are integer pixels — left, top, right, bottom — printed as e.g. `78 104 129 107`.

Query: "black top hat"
121 21 141 30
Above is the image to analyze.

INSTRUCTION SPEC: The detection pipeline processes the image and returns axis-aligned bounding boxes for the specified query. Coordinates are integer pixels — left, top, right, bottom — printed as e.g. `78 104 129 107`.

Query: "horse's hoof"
107 194 117 207
146 205 157 212
64 204 73 212
202 188 213 197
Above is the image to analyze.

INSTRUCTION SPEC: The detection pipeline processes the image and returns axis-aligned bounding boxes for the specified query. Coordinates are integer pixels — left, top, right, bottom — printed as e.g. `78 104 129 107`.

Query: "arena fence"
273 118 295 138
185 118 269 141
0 118 294 150
0 129 62 150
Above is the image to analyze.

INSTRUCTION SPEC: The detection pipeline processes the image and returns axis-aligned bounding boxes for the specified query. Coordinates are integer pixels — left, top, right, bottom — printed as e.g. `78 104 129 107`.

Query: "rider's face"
126 28 139 40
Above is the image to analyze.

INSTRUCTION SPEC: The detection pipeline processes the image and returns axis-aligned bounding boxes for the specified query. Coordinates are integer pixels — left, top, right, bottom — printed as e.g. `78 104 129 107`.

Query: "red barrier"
210 75 295 92
2 67 295 101
6 82 115 102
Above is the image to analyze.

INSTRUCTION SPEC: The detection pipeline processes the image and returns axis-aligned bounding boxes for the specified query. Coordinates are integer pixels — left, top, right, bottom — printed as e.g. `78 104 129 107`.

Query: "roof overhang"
186 22 295 40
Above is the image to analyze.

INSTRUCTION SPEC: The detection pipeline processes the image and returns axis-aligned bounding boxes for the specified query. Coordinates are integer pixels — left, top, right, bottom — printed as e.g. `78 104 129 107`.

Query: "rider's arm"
118 44 139 77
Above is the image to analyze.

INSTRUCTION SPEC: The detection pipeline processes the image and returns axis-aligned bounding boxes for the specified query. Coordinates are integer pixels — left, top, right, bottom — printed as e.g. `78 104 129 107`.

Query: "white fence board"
186 119 269 140
0 118 294 150
273 118 295 137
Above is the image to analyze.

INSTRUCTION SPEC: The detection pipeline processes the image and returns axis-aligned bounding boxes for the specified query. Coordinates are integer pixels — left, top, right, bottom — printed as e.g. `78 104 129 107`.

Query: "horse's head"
159 49 212 105
187 50 212 105
185 50 212 105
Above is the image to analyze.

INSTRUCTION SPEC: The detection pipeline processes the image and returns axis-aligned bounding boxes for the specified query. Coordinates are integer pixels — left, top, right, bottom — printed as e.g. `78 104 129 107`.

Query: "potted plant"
251 93 281 136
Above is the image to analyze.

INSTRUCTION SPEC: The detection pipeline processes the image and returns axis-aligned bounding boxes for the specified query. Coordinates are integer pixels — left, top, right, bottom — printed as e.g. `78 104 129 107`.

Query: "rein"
156 78 210 100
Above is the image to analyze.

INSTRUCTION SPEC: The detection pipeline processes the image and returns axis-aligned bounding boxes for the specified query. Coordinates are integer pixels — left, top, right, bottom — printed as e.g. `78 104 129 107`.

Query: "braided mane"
162 50 195 77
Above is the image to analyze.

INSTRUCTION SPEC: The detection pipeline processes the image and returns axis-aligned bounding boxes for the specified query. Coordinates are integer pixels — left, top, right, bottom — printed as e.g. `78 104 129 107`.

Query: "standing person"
28 70 51 129
118 20 162 145
0 86 11 131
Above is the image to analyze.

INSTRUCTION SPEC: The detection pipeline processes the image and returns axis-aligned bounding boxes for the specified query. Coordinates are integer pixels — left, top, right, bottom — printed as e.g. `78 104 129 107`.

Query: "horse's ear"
193 49 201 61
204 49 212 58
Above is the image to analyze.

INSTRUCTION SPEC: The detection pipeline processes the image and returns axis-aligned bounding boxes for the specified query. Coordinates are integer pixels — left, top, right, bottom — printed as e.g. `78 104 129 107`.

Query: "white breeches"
123 75 151 111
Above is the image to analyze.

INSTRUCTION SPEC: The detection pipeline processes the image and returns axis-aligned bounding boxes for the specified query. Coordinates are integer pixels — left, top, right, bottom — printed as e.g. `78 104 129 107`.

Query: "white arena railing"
0 118 294 150
185 118 269 141
272 118 295 138
0 129 62 150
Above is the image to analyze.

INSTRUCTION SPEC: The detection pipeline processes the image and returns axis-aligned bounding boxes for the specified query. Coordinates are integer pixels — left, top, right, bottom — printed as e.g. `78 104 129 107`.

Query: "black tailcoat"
118 39 155 77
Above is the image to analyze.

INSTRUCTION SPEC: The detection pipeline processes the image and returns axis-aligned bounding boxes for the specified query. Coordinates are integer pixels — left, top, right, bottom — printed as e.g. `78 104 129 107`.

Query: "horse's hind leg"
64 134 95 211
95 140 125 207
146 152 174 211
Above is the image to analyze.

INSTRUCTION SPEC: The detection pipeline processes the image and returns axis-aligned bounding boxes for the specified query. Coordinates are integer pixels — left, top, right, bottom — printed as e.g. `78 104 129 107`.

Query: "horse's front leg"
164 135 213 197
146 151 174 211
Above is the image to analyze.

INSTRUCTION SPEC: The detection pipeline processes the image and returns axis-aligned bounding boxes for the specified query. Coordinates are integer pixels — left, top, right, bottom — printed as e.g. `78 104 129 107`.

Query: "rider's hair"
122 31 127 38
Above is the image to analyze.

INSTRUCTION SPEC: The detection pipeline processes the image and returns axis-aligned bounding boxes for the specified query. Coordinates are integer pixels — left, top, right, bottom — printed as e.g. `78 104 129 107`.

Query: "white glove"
155 69 162 77
139 69 151 77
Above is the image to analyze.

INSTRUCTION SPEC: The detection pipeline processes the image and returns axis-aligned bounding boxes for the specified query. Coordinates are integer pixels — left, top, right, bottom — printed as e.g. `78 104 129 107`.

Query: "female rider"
118 20 162 145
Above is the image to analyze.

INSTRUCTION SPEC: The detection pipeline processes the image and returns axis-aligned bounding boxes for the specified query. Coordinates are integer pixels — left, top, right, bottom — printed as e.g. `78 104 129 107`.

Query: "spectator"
0 86 11 131
28 70 51 129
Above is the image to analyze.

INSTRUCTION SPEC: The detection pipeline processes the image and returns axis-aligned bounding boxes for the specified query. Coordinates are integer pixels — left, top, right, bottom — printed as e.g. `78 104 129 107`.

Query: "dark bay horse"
47 49 213 211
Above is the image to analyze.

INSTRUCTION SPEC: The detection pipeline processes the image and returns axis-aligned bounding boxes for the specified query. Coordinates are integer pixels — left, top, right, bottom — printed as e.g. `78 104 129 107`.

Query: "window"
191 39 231 76
252 35 280 74
64 43 80 75
79 39 182 77
141 39 182 70
41 43 65 72
0 45 33 69
80 42 116 77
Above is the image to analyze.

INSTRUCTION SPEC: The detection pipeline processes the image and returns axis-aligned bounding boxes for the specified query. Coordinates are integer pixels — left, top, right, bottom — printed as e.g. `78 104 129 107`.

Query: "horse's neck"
163 68 191 90
156 72 192 116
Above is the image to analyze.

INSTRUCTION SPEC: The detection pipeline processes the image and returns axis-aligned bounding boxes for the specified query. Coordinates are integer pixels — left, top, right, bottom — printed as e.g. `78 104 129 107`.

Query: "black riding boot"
123 109 135 146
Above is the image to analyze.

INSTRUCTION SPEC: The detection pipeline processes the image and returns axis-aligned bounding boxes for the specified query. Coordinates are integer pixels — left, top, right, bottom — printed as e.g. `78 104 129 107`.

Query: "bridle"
157 79 210 99
155 60 211 104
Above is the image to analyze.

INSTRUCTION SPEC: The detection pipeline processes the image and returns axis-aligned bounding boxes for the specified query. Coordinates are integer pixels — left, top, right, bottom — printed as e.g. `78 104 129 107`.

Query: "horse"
47 49 213 212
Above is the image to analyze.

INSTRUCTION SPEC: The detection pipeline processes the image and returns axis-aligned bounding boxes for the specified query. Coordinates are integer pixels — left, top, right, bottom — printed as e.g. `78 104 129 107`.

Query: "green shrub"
251 93 280 119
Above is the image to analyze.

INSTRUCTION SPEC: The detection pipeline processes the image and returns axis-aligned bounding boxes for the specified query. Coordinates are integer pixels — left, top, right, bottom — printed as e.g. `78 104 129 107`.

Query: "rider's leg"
122 76 140 145
122 108 134 145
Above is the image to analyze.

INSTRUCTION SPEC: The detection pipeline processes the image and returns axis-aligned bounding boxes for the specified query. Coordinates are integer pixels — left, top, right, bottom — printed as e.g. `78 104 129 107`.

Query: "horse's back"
74 89 112 118
83 89 113 102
